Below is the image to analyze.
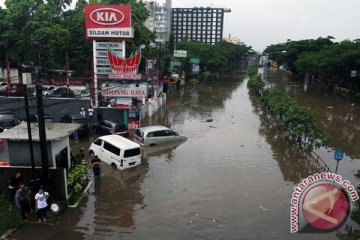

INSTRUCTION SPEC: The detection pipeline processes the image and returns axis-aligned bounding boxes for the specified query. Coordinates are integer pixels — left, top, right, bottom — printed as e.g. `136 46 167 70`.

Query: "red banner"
128 120 140 130
85 4 133 40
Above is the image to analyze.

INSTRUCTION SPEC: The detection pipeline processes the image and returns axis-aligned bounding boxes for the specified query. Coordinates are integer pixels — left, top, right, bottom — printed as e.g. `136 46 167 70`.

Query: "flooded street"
13 73 359 239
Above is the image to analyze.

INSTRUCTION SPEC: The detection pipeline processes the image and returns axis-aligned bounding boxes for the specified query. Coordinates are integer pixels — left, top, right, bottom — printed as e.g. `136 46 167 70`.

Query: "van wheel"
89 151 94 158
111 163 117 169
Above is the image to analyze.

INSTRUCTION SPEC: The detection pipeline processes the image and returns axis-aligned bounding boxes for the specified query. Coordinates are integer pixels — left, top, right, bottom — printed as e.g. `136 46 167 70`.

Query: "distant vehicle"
89 135 141 170
28 113 54 123
134 125 187 146
95 120 129 138
49 87 75 98
0 82 8 94
6 84 26 96
60 113 89 137
79 89 91 98
0 112 20 132
43 86 56 97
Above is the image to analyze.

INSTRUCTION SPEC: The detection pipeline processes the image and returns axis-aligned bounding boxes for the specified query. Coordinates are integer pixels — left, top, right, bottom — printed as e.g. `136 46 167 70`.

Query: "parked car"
0 82 8 95
134 125 187 146
28 113 54 123
95 120 129 138
43 86 56 97
60 113 89 137
49 87 75 98
6 83 26 96
0 112 20 132
79 89 91 98
89 135 141 170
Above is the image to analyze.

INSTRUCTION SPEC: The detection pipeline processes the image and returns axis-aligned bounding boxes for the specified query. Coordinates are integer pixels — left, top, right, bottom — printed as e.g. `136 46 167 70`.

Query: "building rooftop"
0 122 81 141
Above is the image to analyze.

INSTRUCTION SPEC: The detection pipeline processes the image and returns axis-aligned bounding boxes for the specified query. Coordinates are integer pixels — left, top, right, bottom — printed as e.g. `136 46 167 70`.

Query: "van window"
124 148 141 158
103 141 120 156
94 139 103 146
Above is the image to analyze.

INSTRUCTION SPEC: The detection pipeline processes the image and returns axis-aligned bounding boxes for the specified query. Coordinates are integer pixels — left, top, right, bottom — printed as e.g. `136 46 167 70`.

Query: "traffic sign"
334 150 344 161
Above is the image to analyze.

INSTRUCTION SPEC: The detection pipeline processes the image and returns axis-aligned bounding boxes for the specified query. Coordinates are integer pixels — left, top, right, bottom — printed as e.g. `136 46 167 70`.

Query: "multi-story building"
224 34 241 45
144 0 172 43
171 7 231 44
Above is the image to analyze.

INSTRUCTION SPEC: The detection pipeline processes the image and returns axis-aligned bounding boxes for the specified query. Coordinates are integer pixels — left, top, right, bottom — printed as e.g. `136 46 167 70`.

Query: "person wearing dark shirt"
8 171 23 209
91 156 101 176
15 182 31 221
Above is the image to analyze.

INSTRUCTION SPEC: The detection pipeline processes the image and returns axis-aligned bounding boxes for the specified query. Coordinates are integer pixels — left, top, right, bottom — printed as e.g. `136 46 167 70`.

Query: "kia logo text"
90 8 125 26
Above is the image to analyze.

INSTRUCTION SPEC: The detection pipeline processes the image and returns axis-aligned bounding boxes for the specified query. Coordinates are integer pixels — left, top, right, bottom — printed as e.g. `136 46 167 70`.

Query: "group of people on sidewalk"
8 171 50 223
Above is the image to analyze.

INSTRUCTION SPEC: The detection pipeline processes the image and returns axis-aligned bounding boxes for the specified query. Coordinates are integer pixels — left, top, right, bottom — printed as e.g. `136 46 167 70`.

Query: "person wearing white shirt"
35 188 50 223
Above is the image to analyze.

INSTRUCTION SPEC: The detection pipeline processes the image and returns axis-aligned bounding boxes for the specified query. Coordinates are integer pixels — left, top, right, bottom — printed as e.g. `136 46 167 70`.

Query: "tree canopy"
0 0 154 76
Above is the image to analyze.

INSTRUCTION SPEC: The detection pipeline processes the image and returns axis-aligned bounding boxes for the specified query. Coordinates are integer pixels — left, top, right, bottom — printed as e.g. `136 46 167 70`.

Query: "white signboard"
96 67 113 75
102 84 147 97
96 58 110 65
0 68 3 79
96 42 122 50
174 50 187 58
96 49 122 58
350 70 357 77
87 28 134 39
116 98 133 106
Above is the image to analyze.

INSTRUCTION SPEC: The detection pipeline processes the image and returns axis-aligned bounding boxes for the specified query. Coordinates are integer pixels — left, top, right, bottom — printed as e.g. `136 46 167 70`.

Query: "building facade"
145 0 172 43
224 34 241 45
171 7 231 44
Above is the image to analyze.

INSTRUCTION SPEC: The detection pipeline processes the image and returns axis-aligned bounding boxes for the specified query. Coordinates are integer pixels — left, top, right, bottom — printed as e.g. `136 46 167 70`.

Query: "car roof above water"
98 135 140 149
137 125 170 134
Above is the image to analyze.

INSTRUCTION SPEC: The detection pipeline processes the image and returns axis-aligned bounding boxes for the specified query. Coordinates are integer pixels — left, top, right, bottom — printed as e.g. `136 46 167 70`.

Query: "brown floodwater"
12 71 359 239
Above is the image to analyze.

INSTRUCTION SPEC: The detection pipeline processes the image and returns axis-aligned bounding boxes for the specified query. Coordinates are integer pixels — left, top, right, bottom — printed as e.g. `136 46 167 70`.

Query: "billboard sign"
85 5 133 39
108 48 142 79
102 84 147 97
174 50 187 58
190 58 200 75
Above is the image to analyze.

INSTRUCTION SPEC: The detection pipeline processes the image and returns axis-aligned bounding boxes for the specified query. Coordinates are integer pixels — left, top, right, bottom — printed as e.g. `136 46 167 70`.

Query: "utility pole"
5 45 11 86
24 85 35 181
66 50 70 98
34 42 49 190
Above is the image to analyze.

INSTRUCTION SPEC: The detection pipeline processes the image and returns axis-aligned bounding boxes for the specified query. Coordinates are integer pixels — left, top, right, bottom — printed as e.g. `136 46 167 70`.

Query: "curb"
68 180 93 208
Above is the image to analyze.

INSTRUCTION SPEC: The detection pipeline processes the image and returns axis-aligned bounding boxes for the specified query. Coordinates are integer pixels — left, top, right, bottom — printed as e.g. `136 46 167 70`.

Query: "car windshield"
135 129 143 137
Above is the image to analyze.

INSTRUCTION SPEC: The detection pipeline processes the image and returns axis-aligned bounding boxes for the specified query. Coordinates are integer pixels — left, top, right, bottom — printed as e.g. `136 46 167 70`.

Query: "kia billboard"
85 4 133 40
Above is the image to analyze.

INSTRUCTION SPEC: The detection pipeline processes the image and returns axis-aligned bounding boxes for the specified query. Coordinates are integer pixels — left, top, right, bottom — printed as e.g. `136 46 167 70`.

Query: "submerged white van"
89 135 141 170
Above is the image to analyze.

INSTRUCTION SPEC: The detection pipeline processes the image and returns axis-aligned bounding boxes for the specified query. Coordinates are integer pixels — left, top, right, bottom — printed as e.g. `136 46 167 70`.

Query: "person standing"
87 106 94 122
15 182 31 221
34 187 49 223
91 155 101 176
80 107 86 118
8 171 23 210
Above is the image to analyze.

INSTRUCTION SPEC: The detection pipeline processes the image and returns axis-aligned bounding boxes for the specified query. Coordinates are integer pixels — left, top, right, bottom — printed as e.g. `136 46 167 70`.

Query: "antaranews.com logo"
290 172 359 233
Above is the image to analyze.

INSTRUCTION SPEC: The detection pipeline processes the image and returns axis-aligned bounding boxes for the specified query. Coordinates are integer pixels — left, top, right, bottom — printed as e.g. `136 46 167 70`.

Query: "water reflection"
142 140 186 160
266 70 360 159
75 160 149 238
248 90 323 183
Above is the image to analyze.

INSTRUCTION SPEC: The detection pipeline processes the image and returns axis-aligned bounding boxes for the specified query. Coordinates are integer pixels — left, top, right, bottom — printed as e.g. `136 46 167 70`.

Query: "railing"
309 151 332 172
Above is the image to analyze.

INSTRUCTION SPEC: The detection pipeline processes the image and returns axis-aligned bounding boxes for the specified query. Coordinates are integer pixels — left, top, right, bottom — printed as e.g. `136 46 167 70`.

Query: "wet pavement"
12 72 360 239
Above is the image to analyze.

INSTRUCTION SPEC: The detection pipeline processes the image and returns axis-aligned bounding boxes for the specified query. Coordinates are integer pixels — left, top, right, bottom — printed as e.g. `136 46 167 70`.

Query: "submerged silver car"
134 125 187 146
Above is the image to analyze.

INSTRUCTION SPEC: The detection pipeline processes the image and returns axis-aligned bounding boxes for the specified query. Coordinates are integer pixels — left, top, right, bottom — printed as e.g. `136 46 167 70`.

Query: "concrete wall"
51 139 70 169
7 141 53 167
0 97 91 122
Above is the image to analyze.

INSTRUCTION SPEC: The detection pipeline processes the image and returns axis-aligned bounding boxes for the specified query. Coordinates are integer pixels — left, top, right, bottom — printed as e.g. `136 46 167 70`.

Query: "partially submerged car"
0 112 20 132
95 120 129 138
134 125 187 146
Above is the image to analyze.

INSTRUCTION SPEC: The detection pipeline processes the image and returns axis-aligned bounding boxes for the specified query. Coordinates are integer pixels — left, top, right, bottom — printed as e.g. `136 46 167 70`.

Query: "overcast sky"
1 0 359 51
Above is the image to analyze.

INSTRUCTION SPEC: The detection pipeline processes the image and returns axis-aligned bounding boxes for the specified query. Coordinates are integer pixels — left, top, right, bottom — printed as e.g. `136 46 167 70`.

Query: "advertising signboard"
85 4 133 39
102 84 147 97
190 58 200 75
174 50 187 58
